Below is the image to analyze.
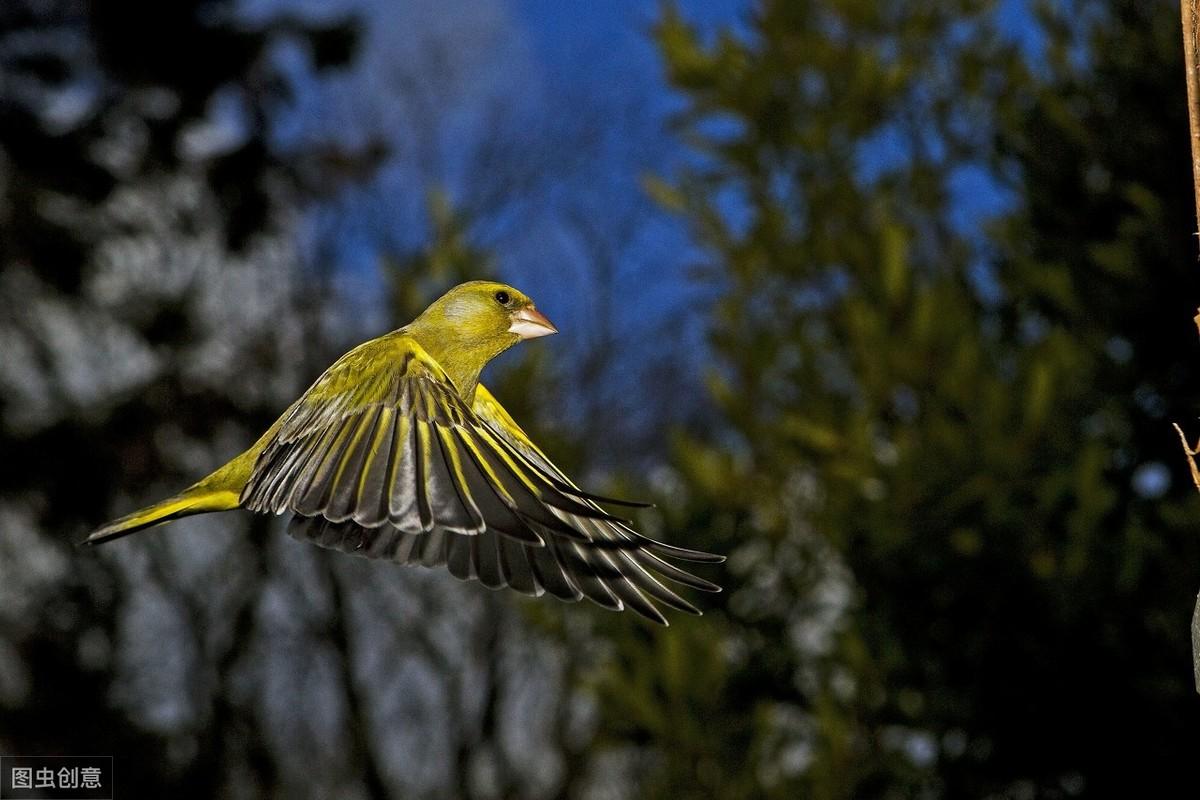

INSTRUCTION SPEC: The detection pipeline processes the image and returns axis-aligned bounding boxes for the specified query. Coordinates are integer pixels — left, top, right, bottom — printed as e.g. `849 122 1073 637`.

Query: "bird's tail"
81 436 268 546
81 485 242 546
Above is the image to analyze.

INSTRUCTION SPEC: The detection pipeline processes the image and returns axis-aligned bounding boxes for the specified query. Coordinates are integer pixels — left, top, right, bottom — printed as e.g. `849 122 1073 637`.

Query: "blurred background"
1 0 1198 797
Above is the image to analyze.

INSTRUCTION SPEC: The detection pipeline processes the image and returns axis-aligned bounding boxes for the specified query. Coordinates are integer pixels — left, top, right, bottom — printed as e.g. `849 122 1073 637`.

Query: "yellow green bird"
85 280 722 624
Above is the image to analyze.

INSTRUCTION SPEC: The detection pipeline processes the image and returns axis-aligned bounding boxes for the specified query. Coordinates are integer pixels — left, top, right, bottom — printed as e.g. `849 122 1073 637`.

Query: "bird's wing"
467 384 724 623
242 335 618 543
240 336 722 623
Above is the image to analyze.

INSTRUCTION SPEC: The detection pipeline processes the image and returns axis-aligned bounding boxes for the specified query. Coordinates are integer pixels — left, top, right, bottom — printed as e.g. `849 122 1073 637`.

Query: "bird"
84 280 723 624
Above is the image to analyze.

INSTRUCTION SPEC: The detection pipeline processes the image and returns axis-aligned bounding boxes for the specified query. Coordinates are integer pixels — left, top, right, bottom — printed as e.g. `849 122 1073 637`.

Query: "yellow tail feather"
82 436 269 546
82 487 241 546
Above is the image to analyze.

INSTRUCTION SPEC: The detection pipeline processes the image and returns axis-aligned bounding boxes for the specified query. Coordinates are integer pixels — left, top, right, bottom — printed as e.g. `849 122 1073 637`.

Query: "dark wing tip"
558 485 656 509
644 538 726 564
539 498 633 526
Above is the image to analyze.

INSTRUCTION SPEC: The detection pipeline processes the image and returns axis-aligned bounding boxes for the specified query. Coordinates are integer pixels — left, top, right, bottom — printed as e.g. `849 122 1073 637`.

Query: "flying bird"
85 281 722 624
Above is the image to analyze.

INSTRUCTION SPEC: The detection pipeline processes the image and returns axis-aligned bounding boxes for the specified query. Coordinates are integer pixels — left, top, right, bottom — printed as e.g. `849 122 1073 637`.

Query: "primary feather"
85 281 723 624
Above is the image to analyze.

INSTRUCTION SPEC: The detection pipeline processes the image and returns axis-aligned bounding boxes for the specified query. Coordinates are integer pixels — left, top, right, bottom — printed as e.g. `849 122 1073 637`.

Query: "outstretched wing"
468 385 723 623
240 335 722 623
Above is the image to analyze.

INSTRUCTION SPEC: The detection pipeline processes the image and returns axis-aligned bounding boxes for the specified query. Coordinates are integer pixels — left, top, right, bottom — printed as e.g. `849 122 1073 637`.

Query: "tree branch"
1183 2 1200 232
1177 0 1200 694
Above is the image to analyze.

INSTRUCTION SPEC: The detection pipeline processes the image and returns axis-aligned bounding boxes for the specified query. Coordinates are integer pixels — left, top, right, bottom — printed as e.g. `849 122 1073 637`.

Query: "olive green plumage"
85 281 722 624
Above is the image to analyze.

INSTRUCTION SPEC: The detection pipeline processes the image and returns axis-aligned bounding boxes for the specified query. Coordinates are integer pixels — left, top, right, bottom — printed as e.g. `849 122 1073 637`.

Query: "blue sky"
267 3 744 349
513 0 747 63
267 0 1033 315
242 0 759 448
257 0 1036 445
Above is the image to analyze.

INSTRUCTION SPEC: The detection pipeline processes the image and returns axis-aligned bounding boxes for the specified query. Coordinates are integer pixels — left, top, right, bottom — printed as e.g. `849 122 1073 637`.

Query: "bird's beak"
509 306 558 340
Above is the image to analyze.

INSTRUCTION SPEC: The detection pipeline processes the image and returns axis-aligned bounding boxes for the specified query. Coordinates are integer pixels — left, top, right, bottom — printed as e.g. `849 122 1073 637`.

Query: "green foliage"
586 0 1200 796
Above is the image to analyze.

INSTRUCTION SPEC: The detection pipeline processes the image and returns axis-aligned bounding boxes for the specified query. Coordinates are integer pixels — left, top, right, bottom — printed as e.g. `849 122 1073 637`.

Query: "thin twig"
1172 423 1200 491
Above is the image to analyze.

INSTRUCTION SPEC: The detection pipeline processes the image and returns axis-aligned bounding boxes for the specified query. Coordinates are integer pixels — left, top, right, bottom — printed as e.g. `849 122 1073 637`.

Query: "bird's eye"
494 290 510 305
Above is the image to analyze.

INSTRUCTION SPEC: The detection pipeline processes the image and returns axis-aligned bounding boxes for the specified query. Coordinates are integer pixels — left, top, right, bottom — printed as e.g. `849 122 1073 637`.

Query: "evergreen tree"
588 1 1200 796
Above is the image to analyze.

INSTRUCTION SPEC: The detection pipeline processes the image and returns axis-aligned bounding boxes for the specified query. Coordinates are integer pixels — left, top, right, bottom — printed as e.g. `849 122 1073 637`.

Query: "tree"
0 2 380 797
585 0 1200 797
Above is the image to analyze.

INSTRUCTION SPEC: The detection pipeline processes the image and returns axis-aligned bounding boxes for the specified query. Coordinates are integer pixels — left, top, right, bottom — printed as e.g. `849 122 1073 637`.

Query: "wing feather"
472 424 634 523
595 548 667 625
277 415 353 514
528 539 583 601
448 428 545 545
474 531 505 590
387 415 422 531
497 536 541 596
561 539 623 611
325 407 386 521
469 384 724 622
446 532 476 581
352 406 397 527
434 427 487 533
411 417 435 532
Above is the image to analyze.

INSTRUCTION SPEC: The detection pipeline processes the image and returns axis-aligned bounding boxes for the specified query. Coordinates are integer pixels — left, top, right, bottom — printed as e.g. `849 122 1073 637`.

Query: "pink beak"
509 306 558 340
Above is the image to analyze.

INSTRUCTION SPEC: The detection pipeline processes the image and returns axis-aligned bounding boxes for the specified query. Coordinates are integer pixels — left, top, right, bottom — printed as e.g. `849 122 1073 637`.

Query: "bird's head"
408 281 557 397
420 280 557 343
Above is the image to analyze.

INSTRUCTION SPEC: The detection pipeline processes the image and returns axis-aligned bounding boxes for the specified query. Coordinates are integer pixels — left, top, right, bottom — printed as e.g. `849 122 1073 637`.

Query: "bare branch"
1183 2 1200 238
1177 0 1200 694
